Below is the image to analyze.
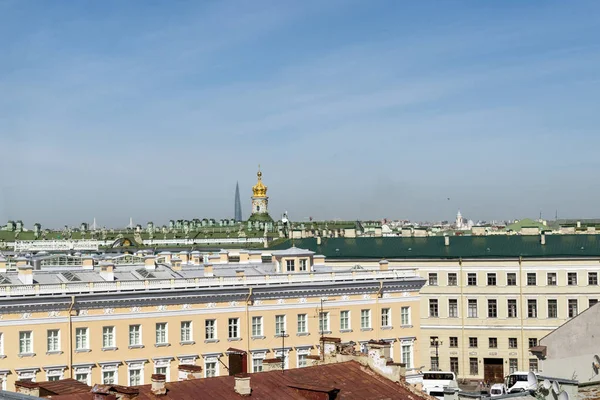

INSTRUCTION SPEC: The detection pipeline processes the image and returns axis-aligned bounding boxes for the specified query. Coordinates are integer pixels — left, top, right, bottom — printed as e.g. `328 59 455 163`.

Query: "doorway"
483 358 504 383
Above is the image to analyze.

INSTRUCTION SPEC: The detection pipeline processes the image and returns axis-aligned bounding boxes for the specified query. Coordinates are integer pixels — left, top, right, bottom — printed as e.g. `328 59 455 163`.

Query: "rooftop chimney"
577 220 582 228
178 364 203 380
379 259 389 271
444 236 450 246
236 269 245 278
239 250 250 264
82 255 94 270
0 256 7 273
17 263 33 285
234 374 252 396
144 255 156 270
15 381 40 397
151 374 167 396
541 233 546 245
204 264 214 277
99 262 114 281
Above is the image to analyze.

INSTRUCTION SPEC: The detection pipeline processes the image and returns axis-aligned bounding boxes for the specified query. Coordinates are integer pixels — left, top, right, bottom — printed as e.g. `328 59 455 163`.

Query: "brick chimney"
178 364 203 380
151 374 167 395
145 255 156 270
234 374 251 396
15 381 40 397
379 260 389 271
82 255 95 270
204 264 214 277
239 250 250 264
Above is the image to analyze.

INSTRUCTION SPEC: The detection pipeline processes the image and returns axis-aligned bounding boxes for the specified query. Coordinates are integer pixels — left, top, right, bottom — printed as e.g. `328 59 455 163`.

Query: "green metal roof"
269 235 600 259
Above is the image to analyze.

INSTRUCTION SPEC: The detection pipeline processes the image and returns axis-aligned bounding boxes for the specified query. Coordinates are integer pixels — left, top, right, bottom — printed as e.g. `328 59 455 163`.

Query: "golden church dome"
252 167 268 197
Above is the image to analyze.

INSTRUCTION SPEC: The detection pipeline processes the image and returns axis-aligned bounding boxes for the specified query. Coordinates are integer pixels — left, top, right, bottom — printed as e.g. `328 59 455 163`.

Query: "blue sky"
1 0 599 227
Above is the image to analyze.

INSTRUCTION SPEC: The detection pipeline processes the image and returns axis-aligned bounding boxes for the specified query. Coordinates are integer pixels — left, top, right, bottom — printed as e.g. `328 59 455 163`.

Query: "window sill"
180 341 195 346
296 332 310 336
318 331 332 335
102 347 118 352
128 344 144 349
339 329 353 333
204 339 219 344
401 324 413 328
154 343 171 348
46 351 63 356
0 355 6 359
75 349 91 353
381 326 393 330
18 353 36 358
251 336 266 340
360 328 373 332
228 337 241 342
274 334 289 338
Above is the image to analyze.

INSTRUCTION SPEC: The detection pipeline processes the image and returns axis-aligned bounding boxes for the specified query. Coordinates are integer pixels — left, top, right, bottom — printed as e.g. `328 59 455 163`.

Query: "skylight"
61 272 81 282
136 268 155 279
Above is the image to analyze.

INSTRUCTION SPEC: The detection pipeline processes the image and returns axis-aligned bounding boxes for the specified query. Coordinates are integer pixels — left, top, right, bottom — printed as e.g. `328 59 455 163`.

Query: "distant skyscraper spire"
234 182 243 222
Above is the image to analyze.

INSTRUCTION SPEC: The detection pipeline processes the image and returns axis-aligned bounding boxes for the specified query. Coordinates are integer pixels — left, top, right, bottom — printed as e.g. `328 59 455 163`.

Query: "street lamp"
430 336 442 371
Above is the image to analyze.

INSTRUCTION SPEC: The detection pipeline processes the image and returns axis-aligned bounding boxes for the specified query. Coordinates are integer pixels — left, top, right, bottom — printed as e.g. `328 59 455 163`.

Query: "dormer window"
299 259 307 272
286 260 295 272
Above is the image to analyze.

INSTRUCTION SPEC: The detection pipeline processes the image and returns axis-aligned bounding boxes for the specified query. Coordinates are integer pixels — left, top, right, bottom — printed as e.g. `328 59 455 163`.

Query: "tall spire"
234 182 242 222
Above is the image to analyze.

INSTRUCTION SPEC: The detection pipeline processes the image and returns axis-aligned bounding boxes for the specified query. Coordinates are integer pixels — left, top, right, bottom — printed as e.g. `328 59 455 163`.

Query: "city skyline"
2 1 600 226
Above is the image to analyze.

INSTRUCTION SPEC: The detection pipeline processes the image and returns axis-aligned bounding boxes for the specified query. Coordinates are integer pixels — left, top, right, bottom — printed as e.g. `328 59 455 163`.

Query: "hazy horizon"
2 1 600 227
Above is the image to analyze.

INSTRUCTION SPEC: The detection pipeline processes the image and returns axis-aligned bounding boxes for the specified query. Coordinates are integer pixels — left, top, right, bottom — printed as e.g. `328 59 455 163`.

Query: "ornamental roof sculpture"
252 166 267 197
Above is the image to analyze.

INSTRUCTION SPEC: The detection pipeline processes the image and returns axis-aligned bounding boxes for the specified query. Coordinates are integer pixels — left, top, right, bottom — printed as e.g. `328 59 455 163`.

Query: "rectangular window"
155 323 167 344
529 338 538 348
528 299 537 318
360 309 371 329
568 299 578 318
102 326 115 348
548 299 558 318
489 337 498 348
286 260 295 272
251 316 263 337
509 359 518 373
205 320 216 340
507 273 517 286
319 312 330 333
527 273 537 286
429 299 439 317
275 315 286 336
180 321 192 342
252 357 263 373
589 272 598 285
469 337 478 348
297 314 307 333
381 308 391 327
19 331 33 354
75 373 88 385
449 299 458 318
401 344 412 369
401 307 410 325
449 337 458 348
448 273 458 286
590 299 598 308
488 299 497 318
508 299 518 318
509 338 517 349
129 369 141 386
450 357 459 374
47 329 60 352
103 371 115 385
487 273 496 286
468 299 477 318
299 259 307 271
431 357 439 371
155 367 167 375
340 311 350 330
428 273 438 286
129 325 141 346
228 318 239 339
529 359 539 372
75 328 88 350
467 273 477 286
469 358 478 375
298 354 308 368
568 272 578 286
547 272 557 286
205 362 217 378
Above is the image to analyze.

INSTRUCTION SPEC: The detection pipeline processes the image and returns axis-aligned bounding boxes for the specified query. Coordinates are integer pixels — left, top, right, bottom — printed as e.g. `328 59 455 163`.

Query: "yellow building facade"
0 249 424 390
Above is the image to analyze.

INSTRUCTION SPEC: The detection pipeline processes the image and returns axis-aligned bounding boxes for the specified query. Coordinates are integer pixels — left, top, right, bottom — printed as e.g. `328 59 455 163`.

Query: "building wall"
324 257 600 380
0 289 421 390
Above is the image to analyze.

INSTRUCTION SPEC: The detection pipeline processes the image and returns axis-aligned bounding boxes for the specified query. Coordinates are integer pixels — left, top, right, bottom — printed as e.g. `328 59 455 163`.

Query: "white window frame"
180 321 192 343
45 368 65 382
286 259 295 272
17 368 39 383
47 329 60 353
297 314 307 334
400 306 411 326
275 315 286 336
360 309 371 329
340 310 350 330
381 308 391 327
102 370 116 385
75 327 89 351
156 322 168 345
129 325 142 347
251 316 263 337
401 339 414 369
205 319 216 340
204 356 219 378
127 361 145 386
102 326 116 349
319 312 330 333
73 364 93 386
299 259 307 271
228 318 240 339
100 362 120 385
19 331 33 355
296 346 312 368
274 349 290 370
251 351 267 373
154 357 173 382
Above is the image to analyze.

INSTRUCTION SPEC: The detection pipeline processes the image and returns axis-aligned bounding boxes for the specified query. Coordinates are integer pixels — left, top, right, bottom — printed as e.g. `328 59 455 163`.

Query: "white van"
490 383 507 397
422 371 457 390
505 371 537 393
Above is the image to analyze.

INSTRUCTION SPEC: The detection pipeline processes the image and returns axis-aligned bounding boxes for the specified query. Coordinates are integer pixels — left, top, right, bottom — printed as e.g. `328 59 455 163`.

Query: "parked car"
490 383 508 397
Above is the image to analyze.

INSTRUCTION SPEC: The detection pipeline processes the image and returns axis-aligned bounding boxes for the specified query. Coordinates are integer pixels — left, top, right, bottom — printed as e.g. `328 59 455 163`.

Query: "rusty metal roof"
16 378 90 396
50 361 429 400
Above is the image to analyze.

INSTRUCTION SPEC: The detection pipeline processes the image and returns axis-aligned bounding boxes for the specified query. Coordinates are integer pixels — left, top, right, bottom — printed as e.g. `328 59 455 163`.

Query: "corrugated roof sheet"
50 361 427 400
270 235 600 259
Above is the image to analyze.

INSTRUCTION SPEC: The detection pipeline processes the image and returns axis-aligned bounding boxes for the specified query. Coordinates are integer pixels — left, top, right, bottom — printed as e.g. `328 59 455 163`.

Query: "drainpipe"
376 281 383 340
245 288 253 365
68 296 75 378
